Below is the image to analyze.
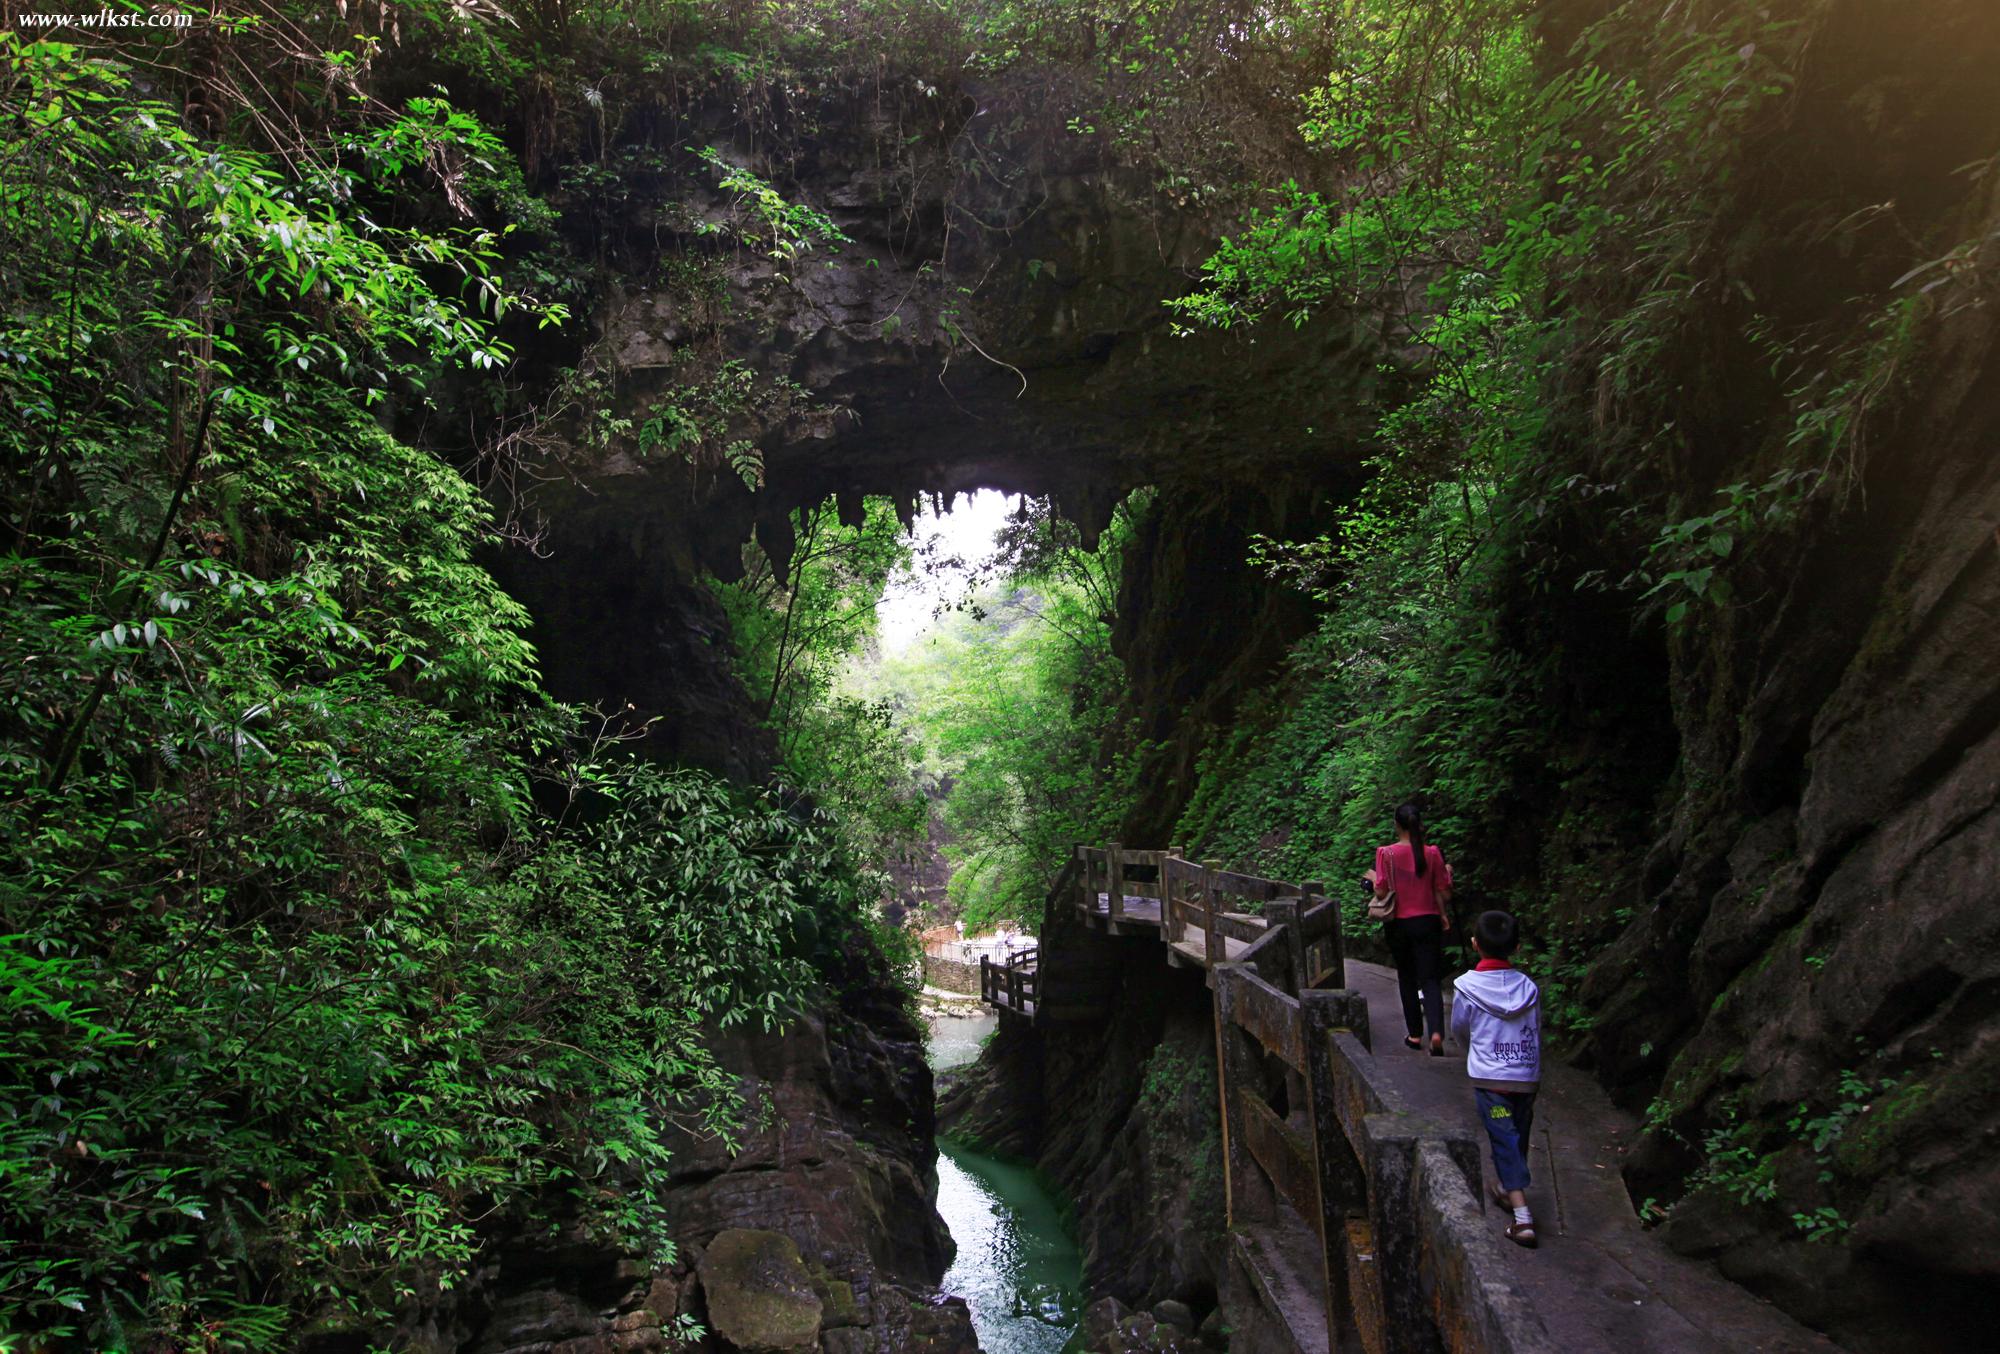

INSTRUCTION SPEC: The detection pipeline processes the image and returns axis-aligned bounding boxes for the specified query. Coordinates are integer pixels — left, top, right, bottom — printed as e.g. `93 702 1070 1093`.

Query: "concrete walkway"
1349 960 1836 1353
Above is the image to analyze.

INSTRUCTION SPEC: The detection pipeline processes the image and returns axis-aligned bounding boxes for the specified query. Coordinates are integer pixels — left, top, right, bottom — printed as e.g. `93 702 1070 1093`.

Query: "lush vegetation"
709 497 933 999
5 1 1985 1340
0 12 896 1347
1140 0 1987 1250
708 492 1143 937
870 501 1144 933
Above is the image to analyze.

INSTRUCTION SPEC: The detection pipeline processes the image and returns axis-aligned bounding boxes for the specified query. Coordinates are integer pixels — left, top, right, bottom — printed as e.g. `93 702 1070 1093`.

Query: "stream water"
927 1009 1086 1354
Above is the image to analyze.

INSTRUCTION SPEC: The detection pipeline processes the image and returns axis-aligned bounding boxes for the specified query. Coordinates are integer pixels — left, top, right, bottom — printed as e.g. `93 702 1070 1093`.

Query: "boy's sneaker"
1504 1220 1537 1248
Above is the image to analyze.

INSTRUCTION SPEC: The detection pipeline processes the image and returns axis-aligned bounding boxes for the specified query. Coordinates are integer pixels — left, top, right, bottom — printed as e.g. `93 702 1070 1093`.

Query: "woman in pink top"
1365 803 1454 1054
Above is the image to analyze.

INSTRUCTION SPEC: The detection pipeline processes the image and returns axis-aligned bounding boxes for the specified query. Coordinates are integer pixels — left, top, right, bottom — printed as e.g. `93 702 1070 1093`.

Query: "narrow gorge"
1 3 1995 1353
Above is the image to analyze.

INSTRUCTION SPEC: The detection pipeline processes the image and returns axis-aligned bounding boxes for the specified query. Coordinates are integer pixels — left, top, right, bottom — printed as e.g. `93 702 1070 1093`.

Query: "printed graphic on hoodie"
1488 1025 1539 1068
1450 967 1542 1085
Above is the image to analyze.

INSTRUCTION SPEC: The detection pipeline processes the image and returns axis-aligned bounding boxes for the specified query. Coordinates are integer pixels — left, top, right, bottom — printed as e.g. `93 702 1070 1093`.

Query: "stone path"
993 854 1846 1352
1349 960 1837 1353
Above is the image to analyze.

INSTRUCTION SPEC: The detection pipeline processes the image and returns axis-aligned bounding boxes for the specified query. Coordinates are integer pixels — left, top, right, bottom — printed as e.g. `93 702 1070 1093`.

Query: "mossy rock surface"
806 1261 862 1329
695 1228 823 1352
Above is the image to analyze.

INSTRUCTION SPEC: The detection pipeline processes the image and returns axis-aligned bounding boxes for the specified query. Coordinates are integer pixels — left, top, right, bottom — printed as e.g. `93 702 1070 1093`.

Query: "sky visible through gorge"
877 489 1019 654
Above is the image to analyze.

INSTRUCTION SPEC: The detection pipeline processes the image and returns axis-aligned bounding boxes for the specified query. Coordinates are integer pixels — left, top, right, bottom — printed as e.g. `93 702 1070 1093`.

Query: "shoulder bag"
1367 849 1397 921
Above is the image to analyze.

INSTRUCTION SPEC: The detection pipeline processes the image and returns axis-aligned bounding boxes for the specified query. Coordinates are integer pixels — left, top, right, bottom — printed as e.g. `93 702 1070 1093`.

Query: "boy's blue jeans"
1475 1088 1537 1194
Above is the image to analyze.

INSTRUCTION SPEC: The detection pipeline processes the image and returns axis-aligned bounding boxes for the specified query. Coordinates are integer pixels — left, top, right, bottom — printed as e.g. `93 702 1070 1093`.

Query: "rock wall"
939 918 1231 1322
1581 261 2000 1349
920 952 981 997
431 955 974 1354
1552 6 2000 1348
483 70 1387 785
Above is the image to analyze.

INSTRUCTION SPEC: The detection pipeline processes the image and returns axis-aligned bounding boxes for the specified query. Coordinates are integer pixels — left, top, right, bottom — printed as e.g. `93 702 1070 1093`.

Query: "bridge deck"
1167 932 1257 966
1085 891 1162 925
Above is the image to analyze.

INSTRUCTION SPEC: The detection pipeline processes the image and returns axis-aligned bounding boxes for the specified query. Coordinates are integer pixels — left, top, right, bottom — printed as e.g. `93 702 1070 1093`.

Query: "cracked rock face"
435 968 972 1354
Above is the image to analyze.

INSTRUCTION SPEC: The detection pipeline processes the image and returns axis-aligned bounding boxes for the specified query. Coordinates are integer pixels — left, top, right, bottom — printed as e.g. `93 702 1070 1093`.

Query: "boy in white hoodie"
1450 910 1542 1248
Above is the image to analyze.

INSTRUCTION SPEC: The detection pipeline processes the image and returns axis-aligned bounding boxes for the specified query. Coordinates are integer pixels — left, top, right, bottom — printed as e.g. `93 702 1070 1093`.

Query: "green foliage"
1138 1041 1199 1112
1690 1104 1781 1208
2 751 854 1342
1638 1067 1902 1246
1163 3 1569 923
714 491 1147 942
636 360 815 491
697 147 853 261
1164 0 1983 1050
1172 321 1554 927
0 30 871 1348
867 499 1146 933
1632 471 1820 625
714 500 928 866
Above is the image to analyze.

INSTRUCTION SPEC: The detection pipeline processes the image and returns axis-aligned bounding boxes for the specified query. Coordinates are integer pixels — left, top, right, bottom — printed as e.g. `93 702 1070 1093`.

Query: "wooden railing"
1073 842 1344 989
979 946 1039 1016
976 844 1542 1354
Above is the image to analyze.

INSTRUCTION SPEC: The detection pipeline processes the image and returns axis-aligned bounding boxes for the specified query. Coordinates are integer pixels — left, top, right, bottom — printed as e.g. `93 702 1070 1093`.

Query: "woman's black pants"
1384 914 1446 1039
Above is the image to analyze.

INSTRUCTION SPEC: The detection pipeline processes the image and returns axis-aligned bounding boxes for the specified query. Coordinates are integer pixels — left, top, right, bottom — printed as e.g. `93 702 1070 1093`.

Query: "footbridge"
978 844 1836 1354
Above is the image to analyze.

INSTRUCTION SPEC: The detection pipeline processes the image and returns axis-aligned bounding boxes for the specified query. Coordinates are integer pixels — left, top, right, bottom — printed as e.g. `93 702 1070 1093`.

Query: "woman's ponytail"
1395 802 1427 877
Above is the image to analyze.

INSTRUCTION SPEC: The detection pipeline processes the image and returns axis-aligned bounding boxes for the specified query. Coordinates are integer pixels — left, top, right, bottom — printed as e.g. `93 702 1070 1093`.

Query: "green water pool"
929 1012 1086 1354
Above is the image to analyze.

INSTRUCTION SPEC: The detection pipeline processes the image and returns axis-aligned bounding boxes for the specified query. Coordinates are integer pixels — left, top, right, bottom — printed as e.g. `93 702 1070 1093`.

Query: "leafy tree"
861 497 1144 931
0 29 878 1348
713 499 930 871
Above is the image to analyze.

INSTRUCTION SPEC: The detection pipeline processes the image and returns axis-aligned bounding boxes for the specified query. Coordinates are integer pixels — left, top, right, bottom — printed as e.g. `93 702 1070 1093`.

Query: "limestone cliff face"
484 72 1387 786
1556 6 2000 1347
1580 235 2000 1351
445 963 975 1354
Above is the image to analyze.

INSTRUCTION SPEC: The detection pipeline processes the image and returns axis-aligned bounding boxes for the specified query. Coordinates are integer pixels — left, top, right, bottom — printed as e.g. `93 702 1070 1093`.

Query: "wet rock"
1152 1299 1194 1330
696 1229 822 1352
905 1294 981 1353
1082 1296 1131 1347
806 1262 862 1330
1117 1312 1160 1348
470 1289 600 1350
1076 1298 1211 1354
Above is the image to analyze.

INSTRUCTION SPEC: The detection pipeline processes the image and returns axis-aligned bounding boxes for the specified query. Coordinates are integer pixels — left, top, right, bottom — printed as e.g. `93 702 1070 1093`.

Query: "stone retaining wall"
922 951 982 996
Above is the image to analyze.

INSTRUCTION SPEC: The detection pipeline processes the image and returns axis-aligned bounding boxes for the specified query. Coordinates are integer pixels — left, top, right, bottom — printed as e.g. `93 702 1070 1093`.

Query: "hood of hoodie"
1453 968 1539 1020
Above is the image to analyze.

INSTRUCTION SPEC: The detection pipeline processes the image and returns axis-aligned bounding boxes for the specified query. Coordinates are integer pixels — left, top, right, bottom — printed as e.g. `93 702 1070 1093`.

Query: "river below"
927 1007 1085 1354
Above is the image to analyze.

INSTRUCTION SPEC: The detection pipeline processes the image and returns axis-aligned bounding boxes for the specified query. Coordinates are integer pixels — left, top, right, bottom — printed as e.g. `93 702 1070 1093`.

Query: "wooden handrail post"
980 954 991 1004
1213 966 1267 1228
1270 897 1306 999
1306 880 1342 989
1107 841 1125 922
1300 989 1365 1350
1166 845 1186 943
1201 859 1223 966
